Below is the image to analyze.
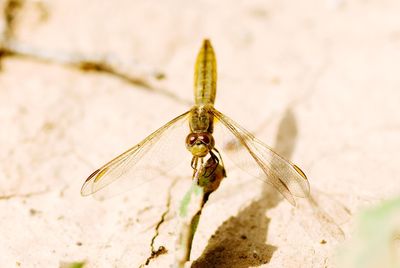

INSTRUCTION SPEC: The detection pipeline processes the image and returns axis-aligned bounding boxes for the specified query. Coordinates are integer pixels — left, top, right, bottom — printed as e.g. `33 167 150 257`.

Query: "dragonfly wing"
295 192 347 242
211 108 310 205
81 111 191 197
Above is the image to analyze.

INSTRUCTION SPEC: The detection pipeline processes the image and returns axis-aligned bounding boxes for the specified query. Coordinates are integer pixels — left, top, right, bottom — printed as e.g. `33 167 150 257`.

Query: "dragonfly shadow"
192 108 298 268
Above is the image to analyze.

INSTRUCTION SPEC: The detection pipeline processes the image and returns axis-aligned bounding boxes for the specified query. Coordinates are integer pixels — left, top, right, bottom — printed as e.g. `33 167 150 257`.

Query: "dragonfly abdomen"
194 39 217 106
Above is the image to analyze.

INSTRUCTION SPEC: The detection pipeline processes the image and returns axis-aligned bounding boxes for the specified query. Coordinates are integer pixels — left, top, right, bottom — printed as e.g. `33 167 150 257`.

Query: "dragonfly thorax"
189 105 214 132
187 105 215 157
185 132 215 157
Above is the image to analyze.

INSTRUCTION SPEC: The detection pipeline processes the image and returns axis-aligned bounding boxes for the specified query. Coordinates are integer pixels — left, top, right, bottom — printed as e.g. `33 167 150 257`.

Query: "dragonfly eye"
186 133 198 146
198 133 210 144
198 133 215 147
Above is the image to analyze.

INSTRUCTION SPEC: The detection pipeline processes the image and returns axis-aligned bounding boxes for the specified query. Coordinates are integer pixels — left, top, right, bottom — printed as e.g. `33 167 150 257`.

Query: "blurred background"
0 0 399 267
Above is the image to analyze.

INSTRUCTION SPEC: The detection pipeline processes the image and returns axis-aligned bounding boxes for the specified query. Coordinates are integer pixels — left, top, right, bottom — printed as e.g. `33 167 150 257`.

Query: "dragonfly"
81 39 310 205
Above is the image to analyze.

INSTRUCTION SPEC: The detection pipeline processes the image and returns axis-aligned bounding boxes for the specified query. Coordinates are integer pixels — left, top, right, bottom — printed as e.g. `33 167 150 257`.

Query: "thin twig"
0 188 49 200
0 40 191 105
0 1 191 105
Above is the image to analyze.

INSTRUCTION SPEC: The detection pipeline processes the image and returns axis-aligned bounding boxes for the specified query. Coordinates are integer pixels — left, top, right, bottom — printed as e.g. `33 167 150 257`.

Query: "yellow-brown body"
186 40 218 159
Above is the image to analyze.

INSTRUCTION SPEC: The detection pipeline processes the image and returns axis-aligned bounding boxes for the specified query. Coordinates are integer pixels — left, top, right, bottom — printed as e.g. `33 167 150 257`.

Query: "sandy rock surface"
1 0 400 267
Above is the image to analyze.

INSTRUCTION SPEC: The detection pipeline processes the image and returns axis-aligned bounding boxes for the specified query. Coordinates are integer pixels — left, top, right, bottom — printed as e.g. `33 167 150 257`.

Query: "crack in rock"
140 178 179 267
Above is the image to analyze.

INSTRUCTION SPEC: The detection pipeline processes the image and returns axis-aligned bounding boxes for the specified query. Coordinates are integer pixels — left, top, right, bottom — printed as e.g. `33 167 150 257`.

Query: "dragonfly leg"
212 148 224 168
202 150 220 178
191 156 197 170
211 148 227 177
191 156 205 178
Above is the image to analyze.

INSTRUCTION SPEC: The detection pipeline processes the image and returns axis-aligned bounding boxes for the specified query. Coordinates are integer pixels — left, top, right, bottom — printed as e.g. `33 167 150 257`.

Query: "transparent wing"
81 111 191 197
295 191 348 242
211 108 310 205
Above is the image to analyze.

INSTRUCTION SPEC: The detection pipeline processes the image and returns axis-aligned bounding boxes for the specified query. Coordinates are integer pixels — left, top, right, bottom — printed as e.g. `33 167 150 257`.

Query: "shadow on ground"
192 108 298 268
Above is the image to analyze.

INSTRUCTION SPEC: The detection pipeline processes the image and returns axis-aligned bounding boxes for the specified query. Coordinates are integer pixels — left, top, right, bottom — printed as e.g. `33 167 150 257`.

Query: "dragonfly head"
185 132 215 157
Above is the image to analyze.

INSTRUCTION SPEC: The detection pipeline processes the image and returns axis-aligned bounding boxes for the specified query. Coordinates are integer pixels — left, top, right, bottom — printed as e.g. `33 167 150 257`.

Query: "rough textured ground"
1 0 400 267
